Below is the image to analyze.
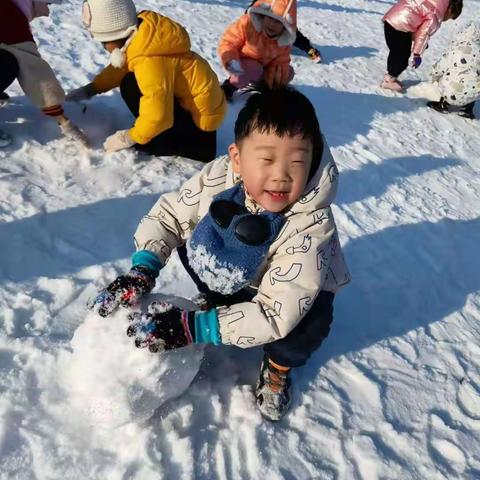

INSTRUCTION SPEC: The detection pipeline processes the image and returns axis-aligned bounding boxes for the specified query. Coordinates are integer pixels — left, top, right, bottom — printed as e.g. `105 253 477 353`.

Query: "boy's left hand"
126 303 194 353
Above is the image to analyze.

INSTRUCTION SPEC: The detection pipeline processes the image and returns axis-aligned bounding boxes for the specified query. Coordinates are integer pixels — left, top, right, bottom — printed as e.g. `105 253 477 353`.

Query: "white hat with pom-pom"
82 0 138 42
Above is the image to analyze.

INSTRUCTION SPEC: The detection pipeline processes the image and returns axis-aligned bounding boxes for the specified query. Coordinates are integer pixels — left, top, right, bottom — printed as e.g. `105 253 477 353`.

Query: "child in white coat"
427 23 480 119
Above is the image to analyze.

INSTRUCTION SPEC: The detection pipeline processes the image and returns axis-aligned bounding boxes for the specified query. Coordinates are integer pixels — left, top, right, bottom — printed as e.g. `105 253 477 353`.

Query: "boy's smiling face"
229 131 313 213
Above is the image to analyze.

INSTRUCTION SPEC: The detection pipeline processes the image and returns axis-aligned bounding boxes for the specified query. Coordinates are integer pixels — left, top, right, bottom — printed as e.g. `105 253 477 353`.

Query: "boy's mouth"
266 191 289 200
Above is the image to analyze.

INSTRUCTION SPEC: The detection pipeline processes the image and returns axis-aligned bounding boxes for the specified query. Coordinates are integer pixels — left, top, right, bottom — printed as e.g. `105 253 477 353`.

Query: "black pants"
120 72 216 162
384 21 412 78
178 245 335 368
0 49 19 93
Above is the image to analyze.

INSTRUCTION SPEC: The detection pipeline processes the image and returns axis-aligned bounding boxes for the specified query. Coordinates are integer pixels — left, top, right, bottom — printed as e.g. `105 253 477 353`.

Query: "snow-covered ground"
1 0 480 478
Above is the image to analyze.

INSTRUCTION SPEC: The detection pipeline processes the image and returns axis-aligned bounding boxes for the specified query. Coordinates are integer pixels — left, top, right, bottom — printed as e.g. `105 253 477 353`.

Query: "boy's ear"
228 143 241 174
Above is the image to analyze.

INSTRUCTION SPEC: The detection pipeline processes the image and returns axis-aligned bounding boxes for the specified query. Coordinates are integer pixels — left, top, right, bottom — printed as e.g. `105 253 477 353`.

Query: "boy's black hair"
448 0 463 19
234 83 324 180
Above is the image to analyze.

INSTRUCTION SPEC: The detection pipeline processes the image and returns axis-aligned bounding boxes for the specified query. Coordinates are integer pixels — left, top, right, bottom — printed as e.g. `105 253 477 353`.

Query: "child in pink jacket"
381 0 463 92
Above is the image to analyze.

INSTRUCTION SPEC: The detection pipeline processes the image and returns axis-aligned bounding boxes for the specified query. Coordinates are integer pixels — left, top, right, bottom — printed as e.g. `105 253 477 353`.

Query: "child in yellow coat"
68 0 226 162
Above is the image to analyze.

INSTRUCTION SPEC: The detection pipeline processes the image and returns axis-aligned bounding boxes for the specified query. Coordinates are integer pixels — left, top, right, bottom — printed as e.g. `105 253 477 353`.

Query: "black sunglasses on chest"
210 200 271 246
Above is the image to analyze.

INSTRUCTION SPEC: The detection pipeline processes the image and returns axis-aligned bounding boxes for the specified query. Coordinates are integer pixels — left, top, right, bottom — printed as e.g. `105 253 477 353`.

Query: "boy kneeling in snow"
427 22 480 120
67 0 226 162
88 85 350 421
0 0 88 145
218 0 297 102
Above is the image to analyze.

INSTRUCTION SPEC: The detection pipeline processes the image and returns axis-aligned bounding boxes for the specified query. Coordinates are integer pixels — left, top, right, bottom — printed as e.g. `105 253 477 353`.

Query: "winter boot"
458 102 476 120
221 79 237 103
307 47 322 64
427 97 450 114
255 355 292 421
0 92 10 107
380 73 403 92
0 129 12 148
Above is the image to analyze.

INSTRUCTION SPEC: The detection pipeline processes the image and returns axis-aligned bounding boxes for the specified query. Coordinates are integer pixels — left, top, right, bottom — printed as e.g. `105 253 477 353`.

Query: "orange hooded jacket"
218 0 297 86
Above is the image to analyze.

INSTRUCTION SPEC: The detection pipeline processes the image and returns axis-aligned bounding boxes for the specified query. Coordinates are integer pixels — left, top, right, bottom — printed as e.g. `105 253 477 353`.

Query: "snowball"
60 306 204 430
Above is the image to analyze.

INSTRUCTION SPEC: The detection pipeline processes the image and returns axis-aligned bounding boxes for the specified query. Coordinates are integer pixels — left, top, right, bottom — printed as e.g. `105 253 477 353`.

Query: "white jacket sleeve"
217 211 339 347
134 158 228 264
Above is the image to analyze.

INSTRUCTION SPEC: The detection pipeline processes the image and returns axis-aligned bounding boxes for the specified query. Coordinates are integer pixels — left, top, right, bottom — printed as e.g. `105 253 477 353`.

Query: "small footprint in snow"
428 413 467 475
457 376 480 420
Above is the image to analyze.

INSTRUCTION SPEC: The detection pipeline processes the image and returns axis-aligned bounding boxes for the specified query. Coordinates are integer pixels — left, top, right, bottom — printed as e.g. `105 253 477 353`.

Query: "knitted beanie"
82 0 137 42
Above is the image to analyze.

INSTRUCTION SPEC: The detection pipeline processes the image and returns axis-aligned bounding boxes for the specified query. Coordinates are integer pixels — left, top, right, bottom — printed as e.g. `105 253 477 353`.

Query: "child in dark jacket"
381 0 463 92
0 0 88 145
87 85 350 421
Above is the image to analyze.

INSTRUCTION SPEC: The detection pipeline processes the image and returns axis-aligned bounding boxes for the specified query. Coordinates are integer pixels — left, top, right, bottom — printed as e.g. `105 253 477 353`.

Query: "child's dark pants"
384 21 412 78
0 49 19 93
178 245 335 368
120 72 216 163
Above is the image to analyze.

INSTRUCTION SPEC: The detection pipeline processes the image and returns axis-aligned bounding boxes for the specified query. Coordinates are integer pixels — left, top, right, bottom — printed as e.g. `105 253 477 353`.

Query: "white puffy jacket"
431 23 480 106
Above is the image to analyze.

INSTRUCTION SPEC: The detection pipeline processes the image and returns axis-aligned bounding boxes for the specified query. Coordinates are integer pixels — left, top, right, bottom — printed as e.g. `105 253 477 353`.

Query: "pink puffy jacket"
383 0 450 55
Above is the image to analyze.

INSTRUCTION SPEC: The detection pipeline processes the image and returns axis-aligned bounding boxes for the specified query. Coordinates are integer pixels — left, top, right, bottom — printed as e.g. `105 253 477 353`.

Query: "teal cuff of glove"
194 309 221 345
131 250 162 277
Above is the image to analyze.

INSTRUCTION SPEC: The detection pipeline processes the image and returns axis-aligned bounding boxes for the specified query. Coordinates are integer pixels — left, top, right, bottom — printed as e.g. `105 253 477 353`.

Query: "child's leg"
229 58 264 89
120 72 216 162
0 49 19 94
383 21 412 78
263 291 335 368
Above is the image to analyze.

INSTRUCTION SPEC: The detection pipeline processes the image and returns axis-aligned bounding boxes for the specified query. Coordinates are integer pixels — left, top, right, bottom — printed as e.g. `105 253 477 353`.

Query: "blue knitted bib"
187 184 285 295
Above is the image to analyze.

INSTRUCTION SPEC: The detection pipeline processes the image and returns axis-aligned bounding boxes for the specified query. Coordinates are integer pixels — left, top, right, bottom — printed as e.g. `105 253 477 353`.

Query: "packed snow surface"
1 0 479 479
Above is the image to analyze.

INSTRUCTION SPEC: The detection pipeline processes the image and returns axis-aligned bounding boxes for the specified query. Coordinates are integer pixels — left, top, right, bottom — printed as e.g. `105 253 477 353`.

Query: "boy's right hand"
66 83 96 102
87 266 155 317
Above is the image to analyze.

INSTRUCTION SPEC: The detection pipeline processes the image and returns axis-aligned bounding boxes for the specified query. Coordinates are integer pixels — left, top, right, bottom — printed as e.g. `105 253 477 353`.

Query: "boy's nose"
272 165 290 181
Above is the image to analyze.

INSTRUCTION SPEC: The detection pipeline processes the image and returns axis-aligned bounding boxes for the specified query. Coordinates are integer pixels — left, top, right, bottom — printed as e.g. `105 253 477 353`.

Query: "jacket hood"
127 11 190 61
286 138 338 215
249 0 297 47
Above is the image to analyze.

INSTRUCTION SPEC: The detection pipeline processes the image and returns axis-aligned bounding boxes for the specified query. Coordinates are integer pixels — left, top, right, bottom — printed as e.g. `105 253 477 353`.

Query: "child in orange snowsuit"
218 0 297 101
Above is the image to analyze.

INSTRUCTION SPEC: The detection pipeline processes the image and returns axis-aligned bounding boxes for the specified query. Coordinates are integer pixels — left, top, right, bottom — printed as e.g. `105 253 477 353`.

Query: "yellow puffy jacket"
92 11 226 145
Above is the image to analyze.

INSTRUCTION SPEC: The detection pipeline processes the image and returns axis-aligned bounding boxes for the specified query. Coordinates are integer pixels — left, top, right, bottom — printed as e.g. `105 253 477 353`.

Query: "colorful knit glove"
87 266 155 317
126 303 221 353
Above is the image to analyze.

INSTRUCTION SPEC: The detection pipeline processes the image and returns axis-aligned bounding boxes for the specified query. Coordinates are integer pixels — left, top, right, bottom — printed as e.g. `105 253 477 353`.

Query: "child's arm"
133 157 229 267
126 57 176 145
88 157 230 317
218 15 248 69
412 8 445 56
92 63 129 94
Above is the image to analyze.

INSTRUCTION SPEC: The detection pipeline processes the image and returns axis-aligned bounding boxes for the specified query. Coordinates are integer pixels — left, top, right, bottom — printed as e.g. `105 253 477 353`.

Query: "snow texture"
187 242 248 294
0 0 480 479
